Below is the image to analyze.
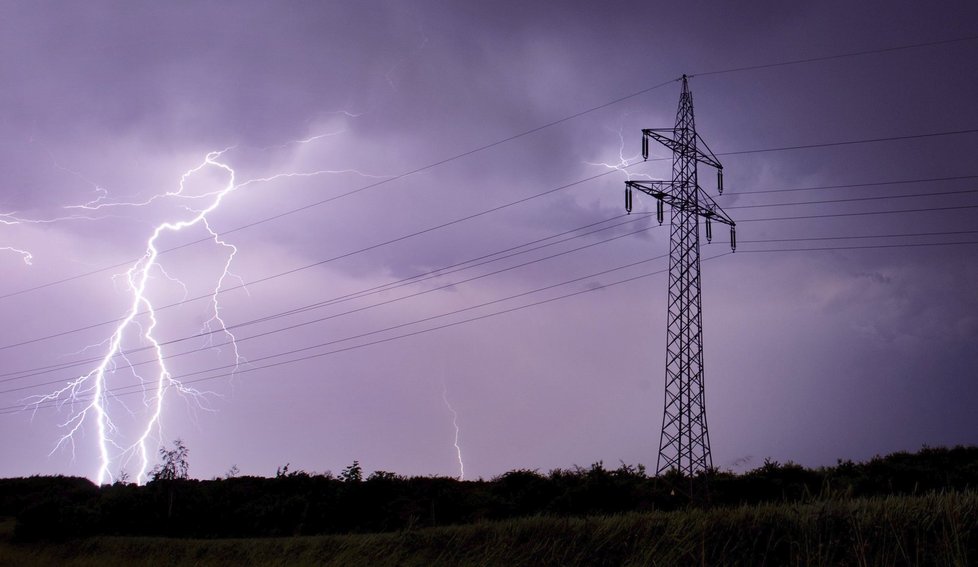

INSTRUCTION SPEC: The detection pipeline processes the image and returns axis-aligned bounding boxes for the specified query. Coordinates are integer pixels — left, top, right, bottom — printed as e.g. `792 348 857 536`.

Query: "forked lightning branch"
5 138 388 485
29 150 244 486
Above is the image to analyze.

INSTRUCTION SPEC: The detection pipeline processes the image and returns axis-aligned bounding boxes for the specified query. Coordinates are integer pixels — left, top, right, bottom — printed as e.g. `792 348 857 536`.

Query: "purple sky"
1 2 977 483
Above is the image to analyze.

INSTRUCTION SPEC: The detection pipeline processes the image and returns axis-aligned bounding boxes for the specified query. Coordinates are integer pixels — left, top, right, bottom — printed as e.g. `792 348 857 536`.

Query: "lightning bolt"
441 379 464 481
0 145 124 266
1 208 105 266
24 130 387 485
585 126 656 182
0 246 33 265
29 149 236 485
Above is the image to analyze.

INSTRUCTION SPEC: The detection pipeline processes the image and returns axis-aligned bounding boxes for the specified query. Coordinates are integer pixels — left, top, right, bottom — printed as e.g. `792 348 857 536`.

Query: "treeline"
4 445 977 541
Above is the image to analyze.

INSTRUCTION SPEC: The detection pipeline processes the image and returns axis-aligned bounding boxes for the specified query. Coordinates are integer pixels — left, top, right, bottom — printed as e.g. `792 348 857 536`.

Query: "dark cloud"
0 1 976 481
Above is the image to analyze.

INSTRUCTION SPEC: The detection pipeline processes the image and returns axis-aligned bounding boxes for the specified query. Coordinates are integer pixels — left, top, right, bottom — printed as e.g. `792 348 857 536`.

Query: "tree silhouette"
151 439 190 481
340 460 363 483
149 439 189 522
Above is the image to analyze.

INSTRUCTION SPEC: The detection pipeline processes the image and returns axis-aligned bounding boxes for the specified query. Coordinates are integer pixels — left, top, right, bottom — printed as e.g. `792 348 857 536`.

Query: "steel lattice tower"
624 75 735 477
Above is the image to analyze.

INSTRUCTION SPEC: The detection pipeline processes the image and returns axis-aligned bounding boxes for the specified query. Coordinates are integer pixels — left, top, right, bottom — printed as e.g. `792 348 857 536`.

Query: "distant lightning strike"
0 246 33 265
441 380 465 481
1 209 105 265
21 133 387 485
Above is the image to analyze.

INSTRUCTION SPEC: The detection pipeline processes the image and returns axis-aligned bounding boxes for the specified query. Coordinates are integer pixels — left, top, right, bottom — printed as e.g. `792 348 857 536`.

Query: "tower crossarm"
625 180 735 226
624 179 680 205
696 187 736 227
642 128 724 171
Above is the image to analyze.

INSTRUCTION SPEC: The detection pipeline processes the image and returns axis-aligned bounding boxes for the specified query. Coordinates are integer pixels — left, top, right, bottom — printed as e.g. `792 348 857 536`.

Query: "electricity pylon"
624 75 735 477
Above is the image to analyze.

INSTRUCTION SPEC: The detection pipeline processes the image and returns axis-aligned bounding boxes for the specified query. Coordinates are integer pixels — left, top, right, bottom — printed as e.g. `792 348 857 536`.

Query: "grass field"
1 491 973 566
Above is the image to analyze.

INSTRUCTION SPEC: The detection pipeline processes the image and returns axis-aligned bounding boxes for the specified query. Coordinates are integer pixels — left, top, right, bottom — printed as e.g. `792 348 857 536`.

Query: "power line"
0 76 673 301
0 221 664 389
693 34 978 78
7 177 977 354
6 224 976 393
726 188 978 210
135 241 963 381
0 165 629 301
6 38 978 392
733 174 978 196
741 240 978 253
10 234 977 417
0 213 652 354
714 128 978 158
0 252 686 411
7 232 977 413
6 31 978 300
633 202 978 222
734 204 978 223
0 171 635 348
5 123 975 313
741 229 978 244
41 232 978 413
